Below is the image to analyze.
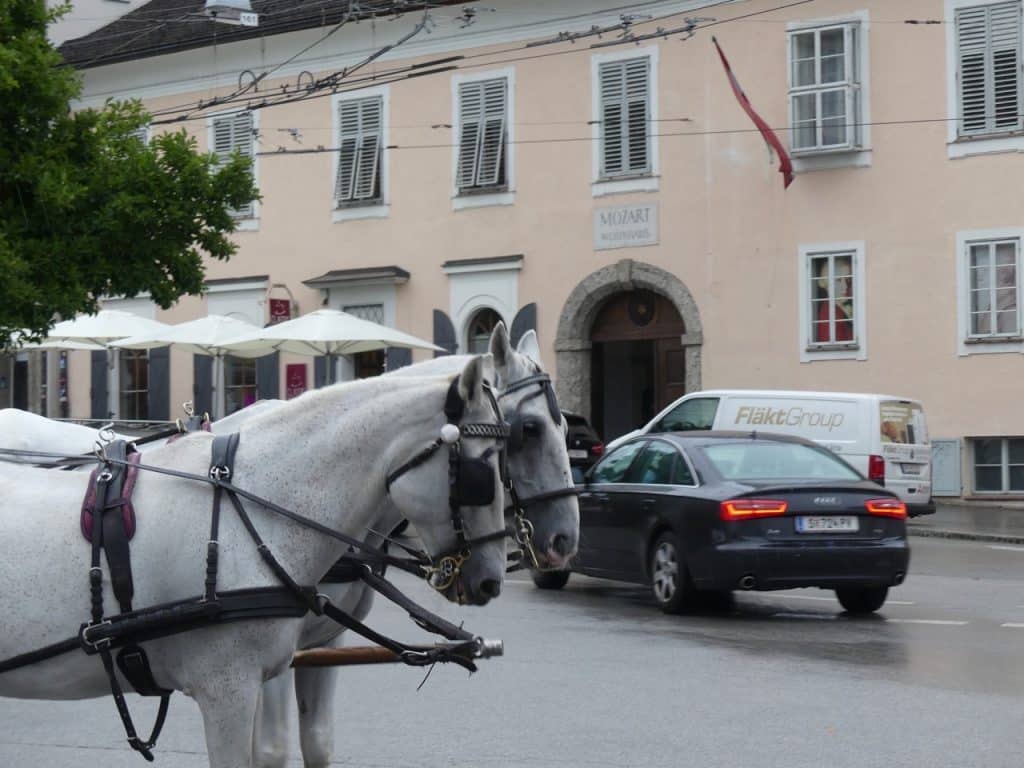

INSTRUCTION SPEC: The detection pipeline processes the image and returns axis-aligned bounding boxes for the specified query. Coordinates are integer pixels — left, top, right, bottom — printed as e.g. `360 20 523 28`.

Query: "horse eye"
523 421 541 437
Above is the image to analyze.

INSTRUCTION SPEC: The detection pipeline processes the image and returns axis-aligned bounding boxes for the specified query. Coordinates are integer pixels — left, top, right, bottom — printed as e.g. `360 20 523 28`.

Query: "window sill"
452 190 515 211
792 147 871 173
592 175 659 198
332 203 389 223
233 218 259 232
948 133 1024 159
800 342 864 363
958 336 1023 356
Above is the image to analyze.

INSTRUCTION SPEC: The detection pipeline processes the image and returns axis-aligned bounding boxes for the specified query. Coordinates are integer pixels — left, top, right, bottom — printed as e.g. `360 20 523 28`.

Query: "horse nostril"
479 578 502 599
551 534 572 557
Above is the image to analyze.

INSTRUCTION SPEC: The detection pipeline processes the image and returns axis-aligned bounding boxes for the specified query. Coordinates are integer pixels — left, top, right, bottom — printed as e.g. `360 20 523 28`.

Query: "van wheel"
836 586 888 614
532 570 570 590
650 532 694 614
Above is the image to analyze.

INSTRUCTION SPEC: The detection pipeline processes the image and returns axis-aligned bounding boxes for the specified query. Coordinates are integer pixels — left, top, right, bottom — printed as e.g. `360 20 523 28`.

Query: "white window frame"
206 109 260 230
786 11 872 172
956 227 1024 354
971 436 1024 493
797 241 867 362
591 45 659 197
946 0 1024 158
451 67 515 211
331 86 390 223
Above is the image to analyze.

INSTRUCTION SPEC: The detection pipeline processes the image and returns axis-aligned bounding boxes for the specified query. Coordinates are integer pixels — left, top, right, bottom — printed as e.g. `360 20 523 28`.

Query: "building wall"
66 0 1024 497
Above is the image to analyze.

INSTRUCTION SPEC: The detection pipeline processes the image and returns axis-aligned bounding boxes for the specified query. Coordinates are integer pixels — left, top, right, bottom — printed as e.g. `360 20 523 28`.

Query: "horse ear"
515 329 542 364
458 354 494 403
488 321 511 369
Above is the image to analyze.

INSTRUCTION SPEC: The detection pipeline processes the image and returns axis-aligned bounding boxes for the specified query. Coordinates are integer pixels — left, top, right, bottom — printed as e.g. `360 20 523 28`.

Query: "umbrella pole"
213 354 224 420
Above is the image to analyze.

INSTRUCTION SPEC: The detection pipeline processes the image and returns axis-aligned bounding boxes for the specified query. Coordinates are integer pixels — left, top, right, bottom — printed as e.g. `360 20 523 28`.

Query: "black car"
534 431 909 615
563 411 604 470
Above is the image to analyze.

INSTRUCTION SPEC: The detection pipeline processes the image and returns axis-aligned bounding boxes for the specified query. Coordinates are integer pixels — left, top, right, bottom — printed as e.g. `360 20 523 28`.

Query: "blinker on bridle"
385 375 513 597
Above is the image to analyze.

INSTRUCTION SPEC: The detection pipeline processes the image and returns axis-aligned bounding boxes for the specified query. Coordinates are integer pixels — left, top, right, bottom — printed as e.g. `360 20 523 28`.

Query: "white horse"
0 357 509 768
254 324 580 768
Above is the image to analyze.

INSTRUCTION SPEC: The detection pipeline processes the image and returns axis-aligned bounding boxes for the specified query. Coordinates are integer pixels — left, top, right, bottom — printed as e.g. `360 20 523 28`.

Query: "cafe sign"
593 203 659 251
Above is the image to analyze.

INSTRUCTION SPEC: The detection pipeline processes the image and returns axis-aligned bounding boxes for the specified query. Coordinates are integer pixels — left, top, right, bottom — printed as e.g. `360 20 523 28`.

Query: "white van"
608 390 934 516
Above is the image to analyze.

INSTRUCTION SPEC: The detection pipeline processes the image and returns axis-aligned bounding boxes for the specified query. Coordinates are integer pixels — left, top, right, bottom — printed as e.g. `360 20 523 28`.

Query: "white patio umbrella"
111 314 263 419
45 310 172 419
219 309 443 384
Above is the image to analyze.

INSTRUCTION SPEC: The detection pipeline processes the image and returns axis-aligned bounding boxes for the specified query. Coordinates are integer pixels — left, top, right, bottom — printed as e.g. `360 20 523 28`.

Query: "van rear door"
879 400 931 510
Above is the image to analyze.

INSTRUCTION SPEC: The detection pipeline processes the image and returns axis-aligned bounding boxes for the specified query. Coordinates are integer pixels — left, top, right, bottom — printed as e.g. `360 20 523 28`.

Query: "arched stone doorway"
555 259 703 440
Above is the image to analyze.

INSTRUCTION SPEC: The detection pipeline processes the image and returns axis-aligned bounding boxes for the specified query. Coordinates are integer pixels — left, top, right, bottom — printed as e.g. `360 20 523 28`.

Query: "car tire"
532 569 570 590
835 586 889 614
650 532 692 614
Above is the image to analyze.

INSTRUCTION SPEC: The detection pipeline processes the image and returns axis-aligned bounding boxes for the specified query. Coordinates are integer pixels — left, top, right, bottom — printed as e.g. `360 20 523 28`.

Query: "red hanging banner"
285 363 307 399
269 298 292 325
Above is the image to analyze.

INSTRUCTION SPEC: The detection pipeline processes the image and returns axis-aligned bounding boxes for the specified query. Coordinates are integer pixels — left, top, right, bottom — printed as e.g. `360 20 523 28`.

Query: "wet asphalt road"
3 535 1024 767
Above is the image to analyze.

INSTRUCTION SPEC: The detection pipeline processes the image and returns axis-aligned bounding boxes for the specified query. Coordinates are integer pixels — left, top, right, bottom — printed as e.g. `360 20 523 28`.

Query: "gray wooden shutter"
314 356 328 388
385 347 412 371
932 439 962 497
90 350 108 420
433 310 457 357
600 58 650 176
510 303 537 349
456 79 507 190
335 96 382 205
256 352 279 400
957 2 1022 135
147 346 170 421
214 111 255 217
193 355 213 418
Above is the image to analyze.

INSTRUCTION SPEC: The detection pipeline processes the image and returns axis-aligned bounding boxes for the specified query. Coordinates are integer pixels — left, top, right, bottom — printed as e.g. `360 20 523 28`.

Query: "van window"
654 397 719 433
880 401 929 445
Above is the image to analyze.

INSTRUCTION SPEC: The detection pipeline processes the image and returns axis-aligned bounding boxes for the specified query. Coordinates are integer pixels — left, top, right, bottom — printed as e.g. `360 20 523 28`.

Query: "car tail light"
865 498 907 519
590 443 605 457
868 454 886 485
720 499 789 521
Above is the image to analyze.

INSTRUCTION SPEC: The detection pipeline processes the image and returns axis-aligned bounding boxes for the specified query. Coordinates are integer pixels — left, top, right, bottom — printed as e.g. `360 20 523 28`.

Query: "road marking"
885 618 968 626
770 594 915 606
988 545 1024 553
1001 623 1024 628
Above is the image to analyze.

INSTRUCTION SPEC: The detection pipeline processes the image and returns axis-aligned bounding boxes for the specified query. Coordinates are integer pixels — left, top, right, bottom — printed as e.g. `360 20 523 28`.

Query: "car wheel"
835 586 889 614
650 532 692 614
532 569 570 590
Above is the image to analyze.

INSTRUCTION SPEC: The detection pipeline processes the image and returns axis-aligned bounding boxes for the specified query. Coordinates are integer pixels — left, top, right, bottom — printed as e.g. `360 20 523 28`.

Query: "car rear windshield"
699 441 862 482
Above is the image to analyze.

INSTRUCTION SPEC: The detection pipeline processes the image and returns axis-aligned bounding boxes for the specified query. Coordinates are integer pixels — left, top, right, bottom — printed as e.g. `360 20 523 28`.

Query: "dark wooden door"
655 337 686 412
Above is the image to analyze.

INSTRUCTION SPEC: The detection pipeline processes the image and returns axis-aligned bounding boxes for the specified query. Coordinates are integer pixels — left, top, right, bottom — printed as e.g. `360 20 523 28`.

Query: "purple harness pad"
80 453 142 543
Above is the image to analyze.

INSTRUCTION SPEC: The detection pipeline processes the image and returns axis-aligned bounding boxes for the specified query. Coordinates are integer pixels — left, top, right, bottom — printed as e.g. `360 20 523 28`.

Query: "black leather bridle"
498 369 580 571
385 376 514 594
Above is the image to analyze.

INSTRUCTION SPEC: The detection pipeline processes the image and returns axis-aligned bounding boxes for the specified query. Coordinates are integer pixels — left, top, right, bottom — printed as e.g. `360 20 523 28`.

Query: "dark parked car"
563 411 604 470
534 431 909 615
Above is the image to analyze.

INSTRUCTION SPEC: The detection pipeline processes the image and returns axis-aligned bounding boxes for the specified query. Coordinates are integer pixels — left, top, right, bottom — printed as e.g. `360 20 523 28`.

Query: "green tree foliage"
0 0 259 341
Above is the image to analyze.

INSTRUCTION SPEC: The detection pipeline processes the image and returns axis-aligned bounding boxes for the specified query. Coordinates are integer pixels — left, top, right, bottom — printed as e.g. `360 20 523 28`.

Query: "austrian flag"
712 36 795 189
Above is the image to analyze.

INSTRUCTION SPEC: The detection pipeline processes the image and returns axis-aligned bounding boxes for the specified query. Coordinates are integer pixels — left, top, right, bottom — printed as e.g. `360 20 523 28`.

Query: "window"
700 441 862 482
466 308 502 354
809 251 856 345
788 24 862 153
211 111 256 219
456 78 508 192
335 96 382 207
625 441 678 485
598 57 651 178
956 2 1022 138
654 397 719 433
343 304 387 378
224 356 257 415
590 441 644 484
966 238 1020 337
120 349 149 420
973 437 1024 492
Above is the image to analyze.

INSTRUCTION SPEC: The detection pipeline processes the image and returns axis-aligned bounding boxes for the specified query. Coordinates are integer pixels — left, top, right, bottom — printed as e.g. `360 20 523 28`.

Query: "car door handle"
594 493 611 503
640 498 656 511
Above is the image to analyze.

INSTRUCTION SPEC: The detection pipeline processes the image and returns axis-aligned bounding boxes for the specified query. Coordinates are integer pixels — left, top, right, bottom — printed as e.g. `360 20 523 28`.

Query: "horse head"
385 355 508 606
489 323 580 570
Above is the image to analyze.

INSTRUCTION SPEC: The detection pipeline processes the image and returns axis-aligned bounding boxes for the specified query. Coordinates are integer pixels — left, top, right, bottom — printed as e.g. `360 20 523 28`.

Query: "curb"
907 526 1024 545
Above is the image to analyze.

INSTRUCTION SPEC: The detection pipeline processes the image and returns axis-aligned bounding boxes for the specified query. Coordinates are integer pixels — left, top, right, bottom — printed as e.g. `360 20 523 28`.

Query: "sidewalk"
908 501 1024 544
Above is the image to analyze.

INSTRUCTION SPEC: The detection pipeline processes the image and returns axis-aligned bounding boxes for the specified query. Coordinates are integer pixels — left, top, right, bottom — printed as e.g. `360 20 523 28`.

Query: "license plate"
901 463 923 475
568 449 588 460
795 516 859 533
